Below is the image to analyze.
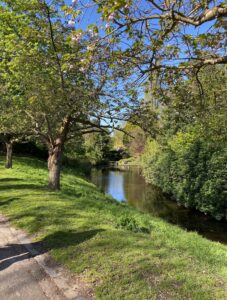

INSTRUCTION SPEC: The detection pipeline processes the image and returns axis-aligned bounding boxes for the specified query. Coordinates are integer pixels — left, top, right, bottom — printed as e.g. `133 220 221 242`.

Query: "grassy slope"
0 156 226 300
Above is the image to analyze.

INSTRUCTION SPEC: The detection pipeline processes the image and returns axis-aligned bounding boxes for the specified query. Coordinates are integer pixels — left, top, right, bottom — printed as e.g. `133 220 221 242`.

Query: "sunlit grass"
0 156 226 299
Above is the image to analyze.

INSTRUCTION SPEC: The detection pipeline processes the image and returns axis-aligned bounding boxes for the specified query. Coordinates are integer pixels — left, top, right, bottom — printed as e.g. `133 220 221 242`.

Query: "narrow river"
90 167 227 244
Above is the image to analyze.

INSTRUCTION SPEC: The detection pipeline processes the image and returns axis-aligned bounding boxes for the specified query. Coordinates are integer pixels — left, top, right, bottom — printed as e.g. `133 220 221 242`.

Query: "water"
90 167 227 244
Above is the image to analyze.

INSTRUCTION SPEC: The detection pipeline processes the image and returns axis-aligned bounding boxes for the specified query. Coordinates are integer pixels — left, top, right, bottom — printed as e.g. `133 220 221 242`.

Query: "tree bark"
5 142 13 169
48 143 63 191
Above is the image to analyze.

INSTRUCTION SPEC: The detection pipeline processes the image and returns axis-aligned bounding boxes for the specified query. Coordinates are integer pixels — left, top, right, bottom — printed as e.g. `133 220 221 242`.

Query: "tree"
93 0 226 75
84 130 113 164
122 122 146 157
72 1 226 140
0 0 136 189
159 65 227 141
0 83 30 169
112 130 125 151
140 65 227 219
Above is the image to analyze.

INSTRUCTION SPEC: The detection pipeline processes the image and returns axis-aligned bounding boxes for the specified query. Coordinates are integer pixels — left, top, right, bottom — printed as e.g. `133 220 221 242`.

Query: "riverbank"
117 156 141 167
90 167 227 244
0 156 226 299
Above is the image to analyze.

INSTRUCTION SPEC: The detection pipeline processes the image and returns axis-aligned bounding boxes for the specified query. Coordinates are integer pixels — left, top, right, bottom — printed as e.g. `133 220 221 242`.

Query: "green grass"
0 156 226 300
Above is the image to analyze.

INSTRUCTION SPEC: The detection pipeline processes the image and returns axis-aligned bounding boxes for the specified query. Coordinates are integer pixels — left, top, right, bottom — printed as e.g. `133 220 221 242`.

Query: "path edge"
0 214 94 300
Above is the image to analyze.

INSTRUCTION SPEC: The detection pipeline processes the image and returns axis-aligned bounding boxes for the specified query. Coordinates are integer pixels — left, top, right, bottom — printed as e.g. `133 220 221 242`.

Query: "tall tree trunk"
5 142 13 169
48 143 63 191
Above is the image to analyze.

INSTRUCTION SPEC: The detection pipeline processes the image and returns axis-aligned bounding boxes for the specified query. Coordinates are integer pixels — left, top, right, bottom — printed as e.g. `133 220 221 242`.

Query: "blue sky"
62 0 221 126
63 0 220 69
65 0 101 29
64 0 215 34
64 0 218 61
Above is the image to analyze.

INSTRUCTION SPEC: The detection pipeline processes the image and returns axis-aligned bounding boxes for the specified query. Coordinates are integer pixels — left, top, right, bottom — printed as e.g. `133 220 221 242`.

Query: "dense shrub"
141 134 227 220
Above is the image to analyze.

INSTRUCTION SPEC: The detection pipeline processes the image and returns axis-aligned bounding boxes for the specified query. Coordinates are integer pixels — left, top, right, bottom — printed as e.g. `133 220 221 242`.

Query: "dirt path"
0 215 93 300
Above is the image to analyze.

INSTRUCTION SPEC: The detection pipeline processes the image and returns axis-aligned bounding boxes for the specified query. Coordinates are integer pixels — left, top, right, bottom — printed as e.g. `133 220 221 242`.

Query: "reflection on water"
90 167 227 244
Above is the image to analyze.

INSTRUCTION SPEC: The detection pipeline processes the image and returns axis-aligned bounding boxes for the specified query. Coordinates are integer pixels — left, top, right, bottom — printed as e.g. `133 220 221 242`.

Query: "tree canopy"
93 0 226 74
0 0 137 189
0 0 226 194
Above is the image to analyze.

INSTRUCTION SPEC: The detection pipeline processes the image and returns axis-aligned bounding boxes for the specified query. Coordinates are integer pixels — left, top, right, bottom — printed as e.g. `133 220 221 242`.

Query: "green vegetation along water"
0 157 227 299
90 167 227 244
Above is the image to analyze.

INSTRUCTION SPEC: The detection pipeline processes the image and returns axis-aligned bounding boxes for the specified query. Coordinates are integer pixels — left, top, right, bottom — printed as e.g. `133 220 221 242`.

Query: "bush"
115 215 151 234
141 133 227 220
141 140 174 194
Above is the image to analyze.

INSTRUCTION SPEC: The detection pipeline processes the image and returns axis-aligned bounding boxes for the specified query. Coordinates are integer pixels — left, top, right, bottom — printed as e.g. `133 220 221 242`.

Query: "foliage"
115 215 151 233
0 0 137 188
84 131 113 164
139 65 227 219
0 156 227 299
93 0 226 77
64 135 86 160
123 122 146 157
142 129 227 220
142 143 172 193
112 129 125 151
112 122 146 158
117 156 141 166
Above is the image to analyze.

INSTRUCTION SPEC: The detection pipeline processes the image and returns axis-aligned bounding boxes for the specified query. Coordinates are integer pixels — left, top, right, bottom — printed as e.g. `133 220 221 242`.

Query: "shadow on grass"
42 229 105 249
0 178 24 182
0 184 45 191
0 197 20 207
0 229 104 271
